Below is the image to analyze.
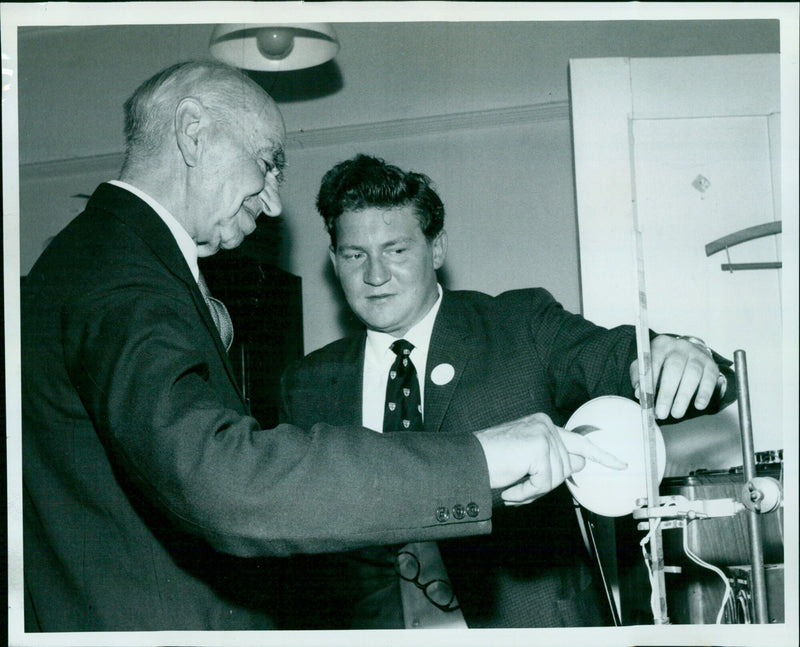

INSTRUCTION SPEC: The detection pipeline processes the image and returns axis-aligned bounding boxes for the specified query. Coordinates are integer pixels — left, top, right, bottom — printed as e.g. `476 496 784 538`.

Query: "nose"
259 173 282 217
364 257 391 286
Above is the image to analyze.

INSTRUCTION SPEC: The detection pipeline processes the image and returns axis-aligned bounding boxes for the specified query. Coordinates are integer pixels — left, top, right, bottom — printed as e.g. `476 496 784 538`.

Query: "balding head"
121 60 284 174
118 60 287 255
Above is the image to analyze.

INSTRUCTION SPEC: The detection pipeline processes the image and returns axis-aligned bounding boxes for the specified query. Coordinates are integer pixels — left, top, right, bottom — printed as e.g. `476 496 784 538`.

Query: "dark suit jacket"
279 288 735 628
21 184 493 632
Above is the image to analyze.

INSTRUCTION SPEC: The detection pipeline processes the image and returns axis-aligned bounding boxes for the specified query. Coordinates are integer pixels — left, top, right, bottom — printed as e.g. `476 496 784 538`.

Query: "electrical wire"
736 588 752 624
681 521 733 624
638 518 663 621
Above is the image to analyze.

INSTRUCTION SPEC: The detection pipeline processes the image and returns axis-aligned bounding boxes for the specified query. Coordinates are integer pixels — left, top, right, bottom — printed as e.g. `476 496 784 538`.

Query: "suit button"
435 506 450 522
452 504 466 520
466 502 480 518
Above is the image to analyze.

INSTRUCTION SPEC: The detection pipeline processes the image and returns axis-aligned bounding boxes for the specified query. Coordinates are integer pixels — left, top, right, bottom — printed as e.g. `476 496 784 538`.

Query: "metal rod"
585 514 621 626
734 349 770 623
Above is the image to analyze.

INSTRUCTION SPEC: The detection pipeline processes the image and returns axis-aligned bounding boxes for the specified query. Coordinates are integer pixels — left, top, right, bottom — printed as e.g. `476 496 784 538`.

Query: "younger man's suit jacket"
280 288 734 628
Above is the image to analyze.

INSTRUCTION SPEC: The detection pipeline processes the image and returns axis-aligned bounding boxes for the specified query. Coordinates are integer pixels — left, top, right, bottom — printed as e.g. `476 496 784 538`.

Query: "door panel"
633 115 781 464
570 55 783 473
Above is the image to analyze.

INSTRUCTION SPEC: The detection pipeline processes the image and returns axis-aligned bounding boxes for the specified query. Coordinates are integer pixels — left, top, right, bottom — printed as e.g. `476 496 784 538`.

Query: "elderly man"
278 154 736 629
21 62 622 632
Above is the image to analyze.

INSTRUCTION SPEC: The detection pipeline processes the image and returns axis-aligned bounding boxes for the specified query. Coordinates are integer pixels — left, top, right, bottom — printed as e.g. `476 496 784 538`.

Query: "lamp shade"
209 23 339 71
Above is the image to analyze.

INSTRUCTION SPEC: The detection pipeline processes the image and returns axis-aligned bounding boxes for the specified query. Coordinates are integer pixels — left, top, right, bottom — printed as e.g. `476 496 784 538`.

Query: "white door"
570 55 783 474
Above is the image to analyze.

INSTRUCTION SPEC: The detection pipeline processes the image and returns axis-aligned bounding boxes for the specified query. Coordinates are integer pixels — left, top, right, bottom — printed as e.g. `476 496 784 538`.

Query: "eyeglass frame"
394 550 460 612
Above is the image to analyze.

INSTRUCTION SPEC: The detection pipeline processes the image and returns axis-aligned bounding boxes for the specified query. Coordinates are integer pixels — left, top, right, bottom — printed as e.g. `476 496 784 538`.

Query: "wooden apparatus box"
660 461 784 567
658 458 784 624
613 455 784 625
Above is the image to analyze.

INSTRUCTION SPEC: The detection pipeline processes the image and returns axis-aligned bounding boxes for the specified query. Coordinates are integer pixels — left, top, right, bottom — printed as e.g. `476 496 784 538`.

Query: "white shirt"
360 285 466 627
362 285 443 432
107 180 199 281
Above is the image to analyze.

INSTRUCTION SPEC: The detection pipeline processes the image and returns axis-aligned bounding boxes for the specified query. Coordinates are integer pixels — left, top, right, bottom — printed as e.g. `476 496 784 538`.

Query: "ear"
432 230 448 270
328 245 340 277
174 98 206 168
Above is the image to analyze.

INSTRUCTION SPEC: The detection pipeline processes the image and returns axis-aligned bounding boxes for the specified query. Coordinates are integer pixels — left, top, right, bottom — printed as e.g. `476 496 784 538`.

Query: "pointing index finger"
559 429 627 470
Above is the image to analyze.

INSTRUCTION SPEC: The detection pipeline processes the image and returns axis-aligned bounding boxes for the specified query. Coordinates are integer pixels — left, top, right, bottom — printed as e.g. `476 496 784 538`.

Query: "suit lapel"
88 183 245 407
315 334 365 426
424 292 476 433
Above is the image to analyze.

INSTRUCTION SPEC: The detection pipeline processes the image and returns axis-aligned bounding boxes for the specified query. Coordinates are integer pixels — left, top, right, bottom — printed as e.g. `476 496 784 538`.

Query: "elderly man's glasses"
394 550 460 612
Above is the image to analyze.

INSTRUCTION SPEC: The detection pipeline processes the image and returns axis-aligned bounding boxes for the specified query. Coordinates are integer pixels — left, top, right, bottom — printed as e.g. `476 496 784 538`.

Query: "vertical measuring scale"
628 120 670 624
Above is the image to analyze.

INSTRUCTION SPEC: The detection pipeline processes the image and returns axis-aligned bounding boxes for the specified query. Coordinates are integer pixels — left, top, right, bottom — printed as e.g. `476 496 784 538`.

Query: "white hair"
120 60 270 172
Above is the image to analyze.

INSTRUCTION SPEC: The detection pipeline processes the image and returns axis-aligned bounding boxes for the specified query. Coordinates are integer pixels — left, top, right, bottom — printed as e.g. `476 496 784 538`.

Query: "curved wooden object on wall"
705 221 782 271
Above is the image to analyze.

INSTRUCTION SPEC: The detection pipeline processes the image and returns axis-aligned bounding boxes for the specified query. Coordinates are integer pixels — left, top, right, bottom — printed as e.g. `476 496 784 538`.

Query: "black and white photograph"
2 3 798 647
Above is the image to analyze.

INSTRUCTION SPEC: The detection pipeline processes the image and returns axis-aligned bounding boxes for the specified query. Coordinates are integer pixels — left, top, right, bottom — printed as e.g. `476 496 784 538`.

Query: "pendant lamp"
209 23 339 71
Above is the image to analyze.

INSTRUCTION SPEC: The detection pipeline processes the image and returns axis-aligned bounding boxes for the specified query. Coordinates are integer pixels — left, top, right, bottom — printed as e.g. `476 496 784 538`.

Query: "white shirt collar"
107 180 199 281
361 285 443 432
365 284 443 362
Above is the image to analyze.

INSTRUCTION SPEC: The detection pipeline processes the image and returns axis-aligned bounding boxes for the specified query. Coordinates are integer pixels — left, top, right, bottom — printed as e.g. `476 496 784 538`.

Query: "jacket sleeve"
62 272 492 559
520 288 735 423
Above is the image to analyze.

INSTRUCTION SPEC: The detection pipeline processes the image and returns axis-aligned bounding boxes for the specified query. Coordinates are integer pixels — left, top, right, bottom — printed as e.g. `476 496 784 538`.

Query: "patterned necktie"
382 341 464 626
197 271 234 352
384 339 424 432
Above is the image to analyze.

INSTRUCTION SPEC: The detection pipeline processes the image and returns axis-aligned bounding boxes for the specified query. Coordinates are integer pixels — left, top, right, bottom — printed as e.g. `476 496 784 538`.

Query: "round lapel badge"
430 363 455 386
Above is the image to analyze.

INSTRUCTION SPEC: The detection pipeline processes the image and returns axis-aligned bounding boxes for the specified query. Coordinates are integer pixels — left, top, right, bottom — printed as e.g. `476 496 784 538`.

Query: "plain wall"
277 117 578 352
13 19 783 353
19 114 578 354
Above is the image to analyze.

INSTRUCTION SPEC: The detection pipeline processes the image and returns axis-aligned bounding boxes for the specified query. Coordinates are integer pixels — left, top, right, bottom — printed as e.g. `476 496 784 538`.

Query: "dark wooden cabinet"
200 249 303 429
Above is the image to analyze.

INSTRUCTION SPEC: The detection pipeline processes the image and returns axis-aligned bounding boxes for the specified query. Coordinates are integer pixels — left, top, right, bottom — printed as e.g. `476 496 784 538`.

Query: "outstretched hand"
474 413 626 506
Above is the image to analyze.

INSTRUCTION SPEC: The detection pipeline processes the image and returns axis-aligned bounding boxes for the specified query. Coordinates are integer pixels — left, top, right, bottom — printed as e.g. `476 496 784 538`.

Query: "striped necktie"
197 271 234 352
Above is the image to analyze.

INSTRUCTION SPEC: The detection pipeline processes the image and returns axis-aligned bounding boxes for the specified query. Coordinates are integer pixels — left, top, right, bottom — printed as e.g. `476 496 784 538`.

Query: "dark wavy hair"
316 154 445 247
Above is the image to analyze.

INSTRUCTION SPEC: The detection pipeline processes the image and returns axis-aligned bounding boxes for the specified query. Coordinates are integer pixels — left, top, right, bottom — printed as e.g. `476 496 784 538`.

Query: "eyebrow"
271 147 286 172
337 237 416 251
257 143 286 172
